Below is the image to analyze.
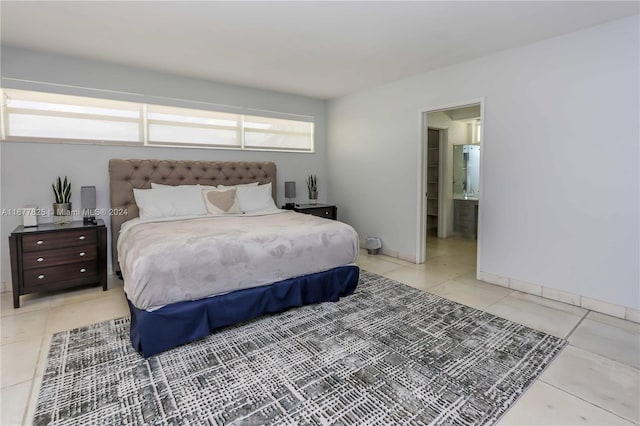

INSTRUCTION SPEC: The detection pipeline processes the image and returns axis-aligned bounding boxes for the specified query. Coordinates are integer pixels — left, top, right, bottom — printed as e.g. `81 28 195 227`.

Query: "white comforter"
118 210 359 310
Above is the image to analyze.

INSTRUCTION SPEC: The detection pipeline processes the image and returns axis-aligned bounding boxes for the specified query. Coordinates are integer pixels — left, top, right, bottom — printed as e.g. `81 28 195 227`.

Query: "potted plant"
307 174 318 204
52 176 72 224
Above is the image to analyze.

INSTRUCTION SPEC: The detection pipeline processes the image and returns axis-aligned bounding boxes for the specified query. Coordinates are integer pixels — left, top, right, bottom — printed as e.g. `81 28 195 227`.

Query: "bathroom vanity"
453 198 478 238
452 144 480 238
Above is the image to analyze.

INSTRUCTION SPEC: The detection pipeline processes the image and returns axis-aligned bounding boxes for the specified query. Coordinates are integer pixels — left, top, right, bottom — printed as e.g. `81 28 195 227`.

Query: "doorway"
418 100 484 274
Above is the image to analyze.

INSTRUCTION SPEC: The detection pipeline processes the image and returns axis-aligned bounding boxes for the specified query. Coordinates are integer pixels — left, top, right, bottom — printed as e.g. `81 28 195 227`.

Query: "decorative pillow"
202 188 242 215
236 183 279 214
133 186 207 219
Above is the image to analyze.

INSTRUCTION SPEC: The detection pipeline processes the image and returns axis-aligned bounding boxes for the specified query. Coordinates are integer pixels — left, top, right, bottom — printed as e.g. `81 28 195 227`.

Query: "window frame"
0 89 315 153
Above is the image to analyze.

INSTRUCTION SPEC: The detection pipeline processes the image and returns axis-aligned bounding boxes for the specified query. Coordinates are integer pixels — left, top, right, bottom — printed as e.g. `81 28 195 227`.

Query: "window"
244 115 314 151
146 104 241 148
2 89 141 143
1 89 314 152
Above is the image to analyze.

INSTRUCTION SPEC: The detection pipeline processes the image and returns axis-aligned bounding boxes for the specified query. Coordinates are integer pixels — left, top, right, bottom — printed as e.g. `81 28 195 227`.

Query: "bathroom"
426 104 481 240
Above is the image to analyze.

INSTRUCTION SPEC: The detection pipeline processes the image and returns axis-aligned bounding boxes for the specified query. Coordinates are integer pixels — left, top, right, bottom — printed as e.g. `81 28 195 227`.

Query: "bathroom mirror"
453 144 480 198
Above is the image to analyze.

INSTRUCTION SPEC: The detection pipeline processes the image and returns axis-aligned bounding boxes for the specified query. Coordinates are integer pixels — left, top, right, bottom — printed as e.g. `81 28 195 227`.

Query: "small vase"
52 203 72 225
308 190 318 205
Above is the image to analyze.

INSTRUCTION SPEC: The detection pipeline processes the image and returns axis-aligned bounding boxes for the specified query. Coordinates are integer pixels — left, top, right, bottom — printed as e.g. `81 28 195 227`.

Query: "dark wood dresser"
9 220 107 308
290 203 337 220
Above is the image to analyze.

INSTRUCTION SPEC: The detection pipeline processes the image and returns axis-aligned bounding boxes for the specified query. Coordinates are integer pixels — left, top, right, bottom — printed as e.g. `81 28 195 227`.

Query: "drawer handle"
37 257 44 262
324 211 329 215
80 268 86 273
36 240 44 245
79 252 86 257
38 274 45 279
79 236 86 240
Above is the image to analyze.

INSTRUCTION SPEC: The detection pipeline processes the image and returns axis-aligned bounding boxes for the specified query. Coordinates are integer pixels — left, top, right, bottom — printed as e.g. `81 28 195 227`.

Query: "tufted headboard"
109 159 277 273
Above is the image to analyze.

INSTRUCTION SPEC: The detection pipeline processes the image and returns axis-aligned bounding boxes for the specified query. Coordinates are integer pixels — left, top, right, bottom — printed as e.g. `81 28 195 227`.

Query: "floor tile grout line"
22 377 39 426
1 333 47 349
539 379 639 424
481 289 516 311
565 310 590 339
373 265 413 277
6 334 45 424
563 341 640 372
582 313 640 333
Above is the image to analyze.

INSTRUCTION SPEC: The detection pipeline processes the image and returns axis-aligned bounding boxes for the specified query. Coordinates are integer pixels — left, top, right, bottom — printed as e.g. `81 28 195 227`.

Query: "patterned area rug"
35 271 565 425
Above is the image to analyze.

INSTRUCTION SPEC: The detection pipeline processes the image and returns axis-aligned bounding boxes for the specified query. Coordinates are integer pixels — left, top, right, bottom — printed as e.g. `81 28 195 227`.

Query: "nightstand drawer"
22 229 97 252
305 207 334 218
287 203 338 220
23 245 97 270
23 261 98 288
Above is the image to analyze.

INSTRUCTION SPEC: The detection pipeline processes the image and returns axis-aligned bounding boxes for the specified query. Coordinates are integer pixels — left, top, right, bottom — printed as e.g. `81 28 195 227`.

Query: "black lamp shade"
81 186 97 224
284 181 296 198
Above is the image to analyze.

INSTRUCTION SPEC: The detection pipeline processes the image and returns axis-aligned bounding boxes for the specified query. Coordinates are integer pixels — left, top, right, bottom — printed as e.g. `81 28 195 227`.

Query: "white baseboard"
359 241 416 264
478 271 639 324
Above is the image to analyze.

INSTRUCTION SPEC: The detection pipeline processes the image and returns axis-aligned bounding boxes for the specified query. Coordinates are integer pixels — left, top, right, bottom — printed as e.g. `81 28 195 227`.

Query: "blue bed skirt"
127 265 360 357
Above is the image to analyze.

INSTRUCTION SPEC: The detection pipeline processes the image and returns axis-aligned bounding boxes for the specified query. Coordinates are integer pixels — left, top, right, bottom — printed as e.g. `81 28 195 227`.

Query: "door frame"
416 98 485 277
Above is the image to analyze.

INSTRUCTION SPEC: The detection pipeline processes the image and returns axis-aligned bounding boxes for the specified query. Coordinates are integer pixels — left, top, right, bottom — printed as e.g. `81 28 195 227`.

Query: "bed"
109 159 360 357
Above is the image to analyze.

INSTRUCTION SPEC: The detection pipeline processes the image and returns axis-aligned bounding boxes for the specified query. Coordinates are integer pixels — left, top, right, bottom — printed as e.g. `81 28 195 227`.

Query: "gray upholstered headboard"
108 159 277 273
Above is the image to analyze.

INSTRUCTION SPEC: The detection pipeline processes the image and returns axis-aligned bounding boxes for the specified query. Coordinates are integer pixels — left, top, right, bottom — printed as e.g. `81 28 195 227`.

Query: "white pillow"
217 182 260 189
236 183 278 214
151 182 217 190
133 186 207 219
202 188 242 215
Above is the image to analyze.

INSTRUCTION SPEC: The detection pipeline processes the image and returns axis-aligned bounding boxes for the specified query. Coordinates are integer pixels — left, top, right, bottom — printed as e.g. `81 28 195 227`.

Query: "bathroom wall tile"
581 296 626 319
542 286 581 306
509 278 542 296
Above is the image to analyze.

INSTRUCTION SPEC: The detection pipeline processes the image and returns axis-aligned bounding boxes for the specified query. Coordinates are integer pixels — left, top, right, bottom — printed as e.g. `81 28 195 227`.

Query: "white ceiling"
1 1 638 99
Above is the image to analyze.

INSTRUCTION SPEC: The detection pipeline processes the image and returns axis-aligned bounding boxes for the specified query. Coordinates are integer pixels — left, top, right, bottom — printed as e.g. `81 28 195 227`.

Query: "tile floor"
1 236 639 425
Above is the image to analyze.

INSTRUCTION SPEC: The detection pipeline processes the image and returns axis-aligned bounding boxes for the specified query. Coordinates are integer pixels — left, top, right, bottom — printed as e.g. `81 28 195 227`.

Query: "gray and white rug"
35 271 565 425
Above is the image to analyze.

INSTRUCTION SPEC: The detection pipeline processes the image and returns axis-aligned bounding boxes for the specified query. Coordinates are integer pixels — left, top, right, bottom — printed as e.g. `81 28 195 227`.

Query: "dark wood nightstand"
286 203 337 220
9 220 107 308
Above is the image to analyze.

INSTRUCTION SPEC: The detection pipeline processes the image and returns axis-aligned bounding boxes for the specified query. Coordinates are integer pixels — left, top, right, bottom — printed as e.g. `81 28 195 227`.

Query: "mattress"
118 210 359 310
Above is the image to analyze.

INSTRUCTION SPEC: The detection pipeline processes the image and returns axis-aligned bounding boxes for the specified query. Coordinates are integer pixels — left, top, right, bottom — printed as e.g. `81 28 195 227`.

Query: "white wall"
328 16 639 309
0 47 328 289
